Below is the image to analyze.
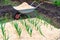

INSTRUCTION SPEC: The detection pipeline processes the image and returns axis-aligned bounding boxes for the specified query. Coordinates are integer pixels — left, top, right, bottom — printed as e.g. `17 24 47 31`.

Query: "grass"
0 13 13 23
0 23 9 40
14 22 22 37
0 0 20 6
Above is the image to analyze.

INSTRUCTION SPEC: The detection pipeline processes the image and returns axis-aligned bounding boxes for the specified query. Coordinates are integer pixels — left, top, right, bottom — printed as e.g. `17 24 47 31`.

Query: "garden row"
0 10 53 40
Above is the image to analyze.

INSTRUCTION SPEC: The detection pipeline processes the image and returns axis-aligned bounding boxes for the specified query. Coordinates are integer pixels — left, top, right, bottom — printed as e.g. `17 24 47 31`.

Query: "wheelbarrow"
13 1 43 19
13 1 43 13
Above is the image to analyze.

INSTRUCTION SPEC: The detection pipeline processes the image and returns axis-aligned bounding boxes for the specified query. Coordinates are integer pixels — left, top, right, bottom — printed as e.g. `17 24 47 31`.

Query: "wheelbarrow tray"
13 7 36 13
13 1 42 13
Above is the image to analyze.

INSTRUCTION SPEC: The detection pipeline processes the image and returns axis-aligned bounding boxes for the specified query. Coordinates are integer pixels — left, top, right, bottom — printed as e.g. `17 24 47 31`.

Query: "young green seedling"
38 26 44 36
20 20 32 37
1 23 9 40
26 11 44 36
14 22 22 37
29 27 32 37
24 21 32 37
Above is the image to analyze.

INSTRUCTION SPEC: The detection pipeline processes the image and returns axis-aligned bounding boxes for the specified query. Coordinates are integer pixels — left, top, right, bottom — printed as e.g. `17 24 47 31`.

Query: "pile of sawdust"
13 2 35 10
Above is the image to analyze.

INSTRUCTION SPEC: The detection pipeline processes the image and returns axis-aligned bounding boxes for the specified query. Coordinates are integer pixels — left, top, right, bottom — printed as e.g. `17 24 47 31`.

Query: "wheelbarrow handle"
30 1 36 5
35 3 43 8
30 1 43 8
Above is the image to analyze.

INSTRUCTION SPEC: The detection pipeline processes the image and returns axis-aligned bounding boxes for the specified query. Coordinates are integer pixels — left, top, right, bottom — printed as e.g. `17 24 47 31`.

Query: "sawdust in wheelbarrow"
14 2 35 10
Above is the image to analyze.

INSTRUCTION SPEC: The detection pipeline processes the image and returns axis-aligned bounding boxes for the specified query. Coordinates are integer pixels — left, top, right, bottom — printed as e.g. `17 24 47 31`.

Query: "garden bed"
0 10 60 40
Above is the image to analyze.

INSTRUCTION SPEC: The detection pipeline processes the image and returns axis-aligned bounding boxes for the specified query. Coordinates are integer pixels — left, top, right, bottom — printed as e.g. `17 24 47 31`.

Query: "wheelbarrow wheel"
14 13 21 20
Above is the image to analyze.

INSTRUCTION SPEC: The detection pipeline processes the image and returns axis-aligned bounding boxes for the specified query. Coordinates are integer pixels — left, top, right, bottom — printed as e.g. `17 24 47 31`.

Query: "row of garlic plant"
13 22 22 37
19 18 32 37
24 21 32 37
26 14 44 36
0 23 9 40
34 10 52 27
